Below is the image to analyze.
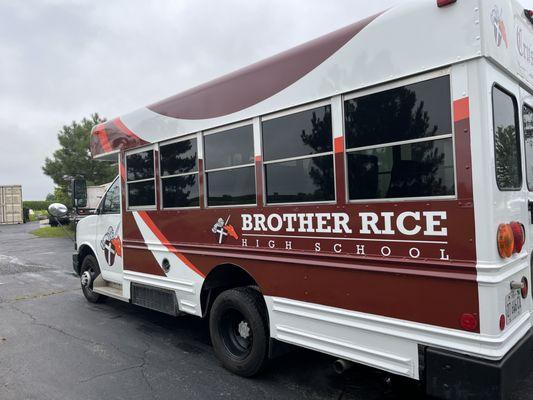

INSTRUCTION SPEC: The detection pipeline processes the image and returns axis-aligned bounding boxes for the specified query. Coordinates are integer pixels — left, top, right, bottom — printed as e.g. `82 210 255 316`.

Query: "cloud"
1 0 397 199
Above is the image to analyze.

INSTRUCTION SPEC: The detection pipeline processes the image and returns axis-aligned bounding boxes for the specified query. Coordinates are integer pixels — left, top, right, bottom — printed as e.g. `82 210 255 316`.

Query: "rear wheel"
209 287 269 377
80 255 105 303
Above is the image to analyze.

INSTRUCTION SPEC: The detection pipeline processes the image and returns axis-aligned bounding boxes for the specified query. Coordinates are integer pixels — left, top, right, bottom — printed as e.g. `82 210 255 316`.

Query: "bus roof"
91 0 533 159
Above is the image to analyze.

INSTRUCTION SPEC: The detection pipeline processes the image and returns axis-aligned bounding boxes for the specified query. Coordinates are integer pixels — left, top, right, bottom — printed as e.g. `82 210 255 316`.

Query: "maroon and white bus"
66 0 533 398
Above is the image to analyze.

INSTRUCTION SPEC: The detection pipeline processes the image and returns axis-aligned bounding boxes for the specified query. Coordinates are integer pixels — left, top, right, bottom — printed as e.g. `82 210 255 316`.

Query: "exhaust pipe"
333 359 354 374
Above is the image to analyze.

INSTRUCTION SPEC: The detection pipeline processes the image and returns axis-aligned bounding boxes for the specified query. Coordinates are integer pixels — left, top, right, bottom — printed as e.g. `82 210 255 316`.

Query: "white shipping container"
0 185 23 224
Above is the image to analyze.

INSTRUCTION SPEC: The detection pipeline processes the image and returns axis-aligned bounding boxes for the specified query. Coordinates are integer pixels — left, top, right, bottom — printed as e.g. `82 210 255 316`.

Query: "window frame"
491 83 522 191
125 145 157 211
158 134 200 210
100 176 121 215
343 69 457 203
522 102 533 192
261 100 336 206
203 120 257 208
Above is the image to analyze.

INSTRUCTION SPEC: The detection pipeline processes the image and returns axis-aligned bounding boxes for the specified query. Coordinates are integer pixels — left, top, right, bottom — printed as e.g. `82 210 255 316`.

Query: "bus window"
344 76 454 200
204 125 255 206
492 86 521 190
523 104 533 191
262 105 334 204
126 149 156 208
160 138 199 208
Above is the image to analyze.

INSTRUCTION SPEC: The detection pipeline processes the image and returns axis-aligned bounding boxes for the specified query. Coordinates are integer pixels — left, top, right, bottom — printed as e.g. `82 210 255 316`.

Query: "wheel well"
200 263 260 317
78 244 96 270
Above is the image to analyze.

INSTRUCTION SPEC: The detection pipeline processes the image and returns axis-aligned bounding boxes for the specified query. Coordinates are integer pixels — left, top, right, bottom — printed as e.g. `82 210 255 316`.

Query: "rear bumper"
72 252 80 276
425 327 533 400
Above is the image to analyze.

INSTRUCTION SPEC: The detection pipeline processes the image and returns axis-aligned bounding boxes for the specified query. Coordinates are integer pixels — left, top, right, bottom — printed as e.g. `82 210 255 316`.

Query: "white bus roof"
91 0 533 158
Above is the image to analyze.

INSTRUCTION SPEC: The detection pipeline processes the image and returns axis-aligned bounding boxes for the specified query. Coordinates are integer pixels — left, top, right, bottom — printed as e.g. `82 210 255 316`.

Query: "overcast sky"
1 0 532 199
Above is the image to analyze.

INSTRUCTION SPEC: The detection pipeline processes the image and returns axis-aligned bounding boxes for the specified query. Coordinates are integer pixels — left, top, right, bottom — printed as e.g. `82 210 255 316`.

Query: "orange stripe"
95 125 112 153
113 117 144 141
334 136 345 154
453 97 469 122
137 211 205 278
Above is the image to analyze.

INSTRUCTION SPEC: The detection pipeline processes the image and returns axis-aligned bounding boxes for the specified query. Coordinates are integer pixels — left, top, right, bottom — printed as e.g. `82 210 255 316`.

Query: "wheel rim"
81 266 96 294
219 308 253 360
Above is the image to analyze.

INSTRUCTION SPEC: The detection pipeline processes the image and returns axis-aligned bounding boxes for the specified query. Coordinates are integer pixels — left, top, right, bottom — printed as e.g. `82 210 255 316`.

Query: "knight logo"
491 5 508 48
100 224 122 266
212 216 239 244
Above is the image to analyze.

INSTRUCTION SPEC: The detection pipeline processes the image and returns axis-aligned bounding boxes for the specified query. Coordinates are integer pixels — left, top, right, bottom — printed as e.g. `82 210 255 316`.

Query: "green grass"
30 226 72 238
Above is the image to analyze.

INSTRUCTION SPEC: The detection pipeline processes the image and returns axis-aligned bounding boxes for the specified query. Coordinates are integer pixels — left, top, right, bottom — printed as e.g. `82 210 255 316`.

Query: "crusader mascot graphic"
212 216 239 244
100 224 122 266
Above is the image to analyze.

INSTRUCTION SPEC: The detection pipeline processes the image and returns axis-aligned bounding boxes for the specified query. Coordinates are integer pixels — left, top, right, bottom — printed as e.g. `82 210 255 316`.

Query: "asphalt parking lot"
0 222 531 400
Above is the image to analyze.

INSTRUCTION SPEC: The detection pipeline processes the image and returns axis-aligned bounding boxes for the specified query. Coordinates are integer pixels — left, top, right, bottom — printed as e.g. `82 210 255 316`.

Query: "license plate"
505 289 522 324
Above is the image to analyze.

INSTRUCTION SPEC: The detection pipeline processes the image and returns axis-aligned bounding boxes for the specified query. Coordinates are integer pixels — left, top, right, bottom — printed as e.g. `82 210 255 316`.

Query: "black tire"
49 218 58 227
209 287 269 377
80 255 105 303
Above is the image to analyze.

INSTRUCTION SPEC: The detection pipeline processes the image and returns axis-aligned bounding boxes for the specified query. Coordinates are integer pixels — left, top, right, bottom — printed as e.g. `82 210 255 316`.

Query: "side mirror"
48 203 68 218
72 178 87 208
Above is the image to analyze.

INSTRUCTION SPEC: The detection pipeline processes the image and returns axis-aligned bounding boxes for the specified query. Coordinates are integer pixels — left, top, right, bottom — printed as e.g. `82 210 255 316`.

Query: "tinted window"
263 105 332 161
347 138 454 199
493 86 521 190
127 151 154 180
345 76 452 149
204 125 254 170
162 175 199 208
265 155 334 203
207 167 255 206
160 139 197 176
128 181 155 207
102 179 120 214
524 105 533 190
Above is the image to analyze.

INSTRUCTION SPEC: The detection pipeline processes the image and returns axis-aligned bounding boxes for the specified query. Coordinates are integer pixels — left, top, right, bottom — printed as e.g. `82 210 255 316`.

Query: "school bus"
61 1 533 398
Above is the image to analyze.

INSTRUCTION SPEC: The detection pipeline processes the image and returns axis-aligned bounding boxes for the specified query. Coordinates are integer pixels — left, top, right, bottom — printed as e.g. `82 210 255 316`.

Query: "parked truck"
0 185 23 224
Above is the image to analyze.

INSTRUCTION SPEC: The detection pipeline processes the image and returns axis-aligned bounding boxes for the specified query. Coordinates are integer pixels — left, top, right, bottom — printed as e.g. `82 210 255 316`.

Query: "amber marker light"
497 224 514 258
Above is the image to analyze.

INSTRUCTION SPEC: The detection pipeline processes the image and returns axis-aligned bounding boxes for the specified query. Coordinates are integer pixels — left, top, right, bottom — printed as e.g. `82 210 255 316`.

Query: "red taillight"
437 0 457 7
460 313 478 331
497 224 515 258
499 314 506 331
521 277 529 299
510 222 525 253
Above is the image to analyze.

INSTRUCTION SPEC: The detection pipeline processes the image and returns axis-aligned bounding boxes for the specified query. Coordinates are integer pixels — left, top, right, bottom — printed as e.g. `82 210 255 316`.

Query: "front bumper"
72 252 80 276
425 328 533 400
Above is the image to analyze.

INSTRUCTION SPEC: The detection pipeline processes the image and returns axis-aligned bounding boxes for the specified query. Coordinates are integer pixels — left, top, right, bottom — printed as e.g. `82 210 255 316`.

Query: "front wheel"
209 287 269 377
80 255 105 303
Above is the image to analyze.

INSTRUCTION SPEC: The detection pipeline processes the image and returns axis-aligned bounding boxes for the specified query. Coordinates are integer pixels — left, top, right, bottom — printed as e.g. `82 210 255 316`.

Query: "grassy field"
30 226 73 238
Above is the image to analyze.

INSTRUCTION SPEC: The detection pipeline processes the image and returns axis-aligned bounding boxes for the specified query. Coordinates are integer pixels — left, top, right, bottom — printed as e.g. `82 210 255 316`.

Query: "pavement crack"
79 363 144 383
8 302 143 364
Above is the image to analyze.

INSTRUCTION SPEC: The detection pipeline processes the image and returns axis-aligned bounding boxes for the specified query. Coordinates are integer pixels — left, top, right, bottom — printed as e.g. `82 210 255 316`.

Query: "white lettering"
396 212 421 236
409 247 420 258
268 240 275 249
381 212 395 235
267 214 283 232
285 241 292 250
254 214 267 231
359 212 381 234
242 238 247 247
298 213 315 233
440 249 450 260
333 243 342 253
381 246 391 256
355 244 365 255
315 213 332 233
241 214 253 231
283 214 297 232
332 213 352 234
315 242 321 252
423 211 447 236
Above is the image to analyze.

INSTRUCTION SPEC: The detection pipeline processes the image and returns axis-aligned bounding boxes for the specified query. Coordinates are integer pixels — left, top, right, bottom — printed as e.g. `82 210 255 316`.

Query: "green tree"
43 114 117 205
